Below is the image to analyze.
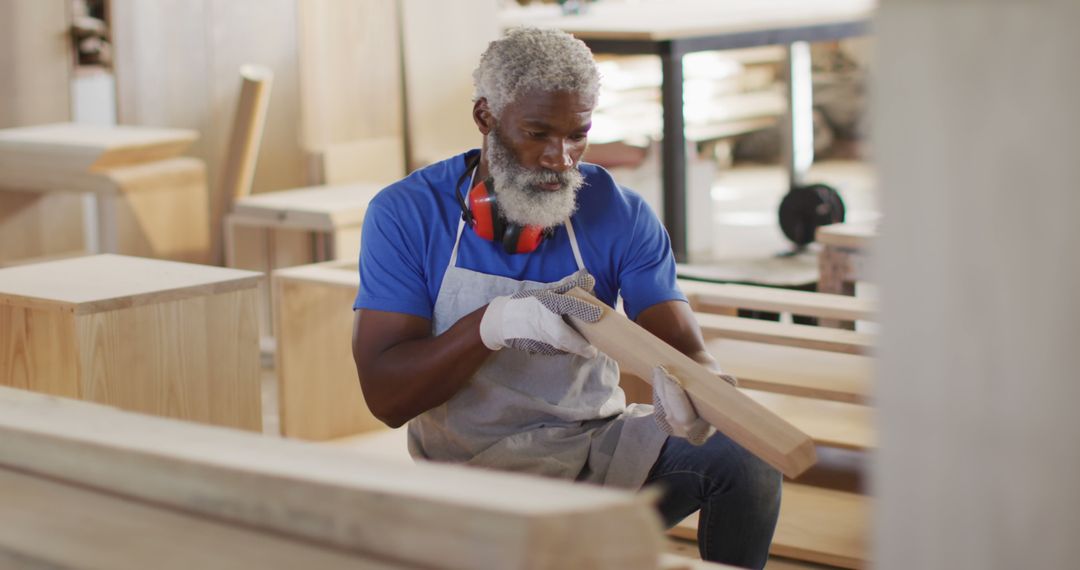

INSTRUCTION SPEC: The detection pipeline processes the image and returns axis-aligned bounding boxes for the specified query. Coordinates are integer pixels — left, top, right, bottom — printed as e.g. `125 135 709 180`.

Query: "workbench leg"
660 45 688 262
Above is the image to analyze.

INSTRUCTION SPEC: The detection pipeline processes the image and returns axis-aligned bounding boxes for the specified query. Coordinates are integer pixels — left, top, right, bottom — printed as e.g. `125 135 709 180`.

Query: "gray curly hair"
473 27 601 117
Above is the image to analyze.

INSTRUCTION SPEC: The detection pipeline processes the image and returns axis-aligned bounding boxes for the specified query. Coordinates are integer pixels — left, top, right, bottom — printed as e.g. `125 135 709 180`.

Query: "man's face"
484 89 594 229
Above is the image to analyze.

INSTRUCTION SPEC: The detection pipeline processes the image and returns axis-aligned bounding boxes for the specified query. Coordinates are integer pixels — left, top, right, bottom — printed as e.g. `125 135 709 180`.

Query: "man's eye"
570 133 588 142
525 131 545 139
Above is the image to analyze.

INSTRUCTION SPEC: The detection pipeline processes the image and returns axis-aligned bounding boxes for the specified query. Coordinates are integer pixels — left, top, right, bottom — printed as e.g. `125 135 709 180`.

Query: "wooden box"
272 259 382 440
0 254 262 430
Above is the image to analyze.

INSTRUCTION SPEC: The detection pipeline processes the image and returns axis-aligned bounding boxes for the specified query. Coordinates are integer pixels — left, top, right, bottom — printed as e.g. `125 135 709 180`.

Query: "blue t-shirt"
353 150 686 321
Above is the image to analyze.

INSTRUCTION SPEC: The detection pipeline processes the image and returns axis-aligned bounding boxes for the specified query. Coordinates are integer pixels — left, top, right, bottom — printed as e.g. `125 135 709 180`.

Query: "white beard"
485 129 584 229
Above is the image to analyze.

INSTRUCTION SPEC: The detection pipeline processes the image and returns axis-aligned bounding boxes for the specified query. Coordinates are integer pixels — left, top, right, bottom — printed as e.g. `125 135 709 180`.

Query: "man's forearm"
359 307 492 428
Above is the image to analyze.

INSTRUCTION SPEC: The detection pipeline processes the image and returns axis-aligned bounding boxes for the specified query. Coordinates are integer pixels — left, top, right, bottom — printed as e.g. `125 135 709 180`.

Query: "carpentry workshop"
1 1 1077 569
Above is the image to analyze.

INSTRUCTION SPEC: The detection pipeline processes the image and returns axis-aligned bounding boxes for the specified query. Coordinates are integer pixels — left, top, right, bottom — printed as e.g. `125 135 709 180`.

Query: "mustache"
517 166 581 189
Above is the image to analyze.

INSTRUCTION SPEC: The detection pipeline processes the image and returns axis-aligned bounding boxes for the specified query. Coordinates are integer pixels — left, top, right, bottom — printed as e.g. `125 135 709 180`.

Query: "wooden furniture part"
672 483 869 569
501 0 873 261
706 338 873 404
215 64 273 265
565 288 817 479
0 254 262 431
696 311 874 355
816 222 877 295
679 279 876 322
0 123 210 264
273 260 385 440
227 183 380 342
0 386 667 570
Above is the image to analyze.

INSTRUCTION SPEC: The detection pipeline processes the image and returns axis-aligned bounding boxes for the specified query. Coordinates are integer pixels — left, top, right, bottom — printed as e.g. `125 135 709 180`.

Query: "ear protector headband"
455 154 548 254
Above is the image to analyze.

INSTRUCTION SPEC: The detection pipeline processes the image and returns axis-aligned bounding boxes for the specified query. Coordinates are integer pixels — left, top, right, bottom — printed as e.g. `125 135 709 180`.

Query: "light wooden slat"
0 467 411 570
565 288 816 478
671 483 868 569
707 338 873 404
678 280 876 322
696 312 874 355
0 387 665 570
743 390 875 451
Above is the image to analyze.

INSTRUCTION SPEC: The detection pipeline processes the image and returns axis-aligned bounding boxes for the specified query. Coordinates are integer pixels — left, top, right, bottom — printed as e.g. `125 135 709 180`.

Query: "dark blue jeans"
643 433 782 569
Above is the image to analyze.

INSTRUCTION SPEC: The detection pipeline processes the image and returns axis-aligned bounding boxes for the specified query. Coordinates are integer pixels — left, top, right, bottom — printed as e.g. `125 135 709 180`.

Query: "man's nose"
538 140 572 172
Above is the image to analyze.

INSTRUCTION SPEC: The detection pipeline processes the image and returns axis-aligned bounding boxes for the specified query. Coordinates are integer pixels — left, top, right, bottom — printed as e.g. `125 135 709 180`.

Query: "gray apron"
407 217 668 489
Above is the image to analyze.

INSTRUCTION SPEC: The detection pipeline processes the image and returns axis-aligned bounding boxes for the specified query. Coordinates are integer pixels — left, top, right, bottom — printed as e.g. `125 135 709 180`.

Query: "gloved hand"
479 272 603 357
652 365 716 446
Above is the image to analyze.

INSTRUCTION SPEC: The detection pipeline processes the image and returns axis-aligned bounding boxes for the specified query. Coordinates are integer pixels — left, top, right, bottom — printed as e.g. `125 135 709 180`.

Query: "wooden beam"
743 390 874 451
706 338 874 404
0 467 413 570
678 279 876 322
696 312 874 355
564 288 816 478
0 387 664 570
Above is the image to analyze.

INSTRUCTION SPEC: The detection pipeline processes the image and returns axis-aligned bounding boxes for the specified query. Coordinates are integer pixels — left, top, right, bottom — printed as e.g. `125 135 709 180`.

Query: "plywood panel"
275 269 378 440
297 0 403 151
400 0 499 166
0 0 72 128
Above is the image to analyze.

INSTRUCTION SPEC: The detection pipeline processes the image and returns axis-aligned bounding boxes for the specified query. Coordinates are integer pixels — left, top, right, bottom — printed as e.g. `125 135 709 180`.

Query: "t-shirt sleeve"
353 198 434 319
617 198 687 321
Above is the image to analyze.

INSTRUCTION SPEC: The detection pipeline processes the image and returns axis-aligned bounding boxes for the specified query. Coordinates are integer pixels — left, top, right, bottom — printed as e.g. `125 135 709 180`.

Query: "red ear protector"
455 155 550 254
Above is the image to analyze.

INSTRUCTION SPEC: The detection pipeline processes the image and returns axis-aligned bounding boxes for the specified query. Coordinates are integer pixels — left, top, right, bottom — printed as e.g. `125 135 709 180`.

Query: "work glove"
479 272 603 357
652 365 735 446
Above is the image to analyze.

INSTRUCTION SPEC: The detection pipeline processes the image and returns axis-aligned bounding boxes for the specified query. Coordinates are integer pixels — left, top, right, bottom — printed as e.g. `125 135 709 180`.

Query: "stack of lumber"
667 279 876 568
0 386 744 570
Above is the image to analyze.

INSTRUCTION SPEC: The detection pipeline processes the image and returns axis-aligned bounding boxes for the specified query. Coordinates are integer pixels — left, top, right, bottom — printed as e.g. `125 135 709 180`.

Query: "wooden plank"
707 338 873 404
0 467 412 570
0 254 261 315
0 386 665 570
0 123 197 172
695 312 874 355
671 483 868 569
327 427 411 464
0 0 72 129
275 264 382 440
743 390 874 451
565 288 816 478
678 280 876 322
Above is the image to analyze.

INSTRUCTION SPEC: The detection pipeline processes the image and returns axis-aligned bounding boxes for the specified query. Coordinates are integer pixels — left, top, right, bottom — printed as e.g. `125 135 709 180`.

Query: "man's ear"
473 98 494 135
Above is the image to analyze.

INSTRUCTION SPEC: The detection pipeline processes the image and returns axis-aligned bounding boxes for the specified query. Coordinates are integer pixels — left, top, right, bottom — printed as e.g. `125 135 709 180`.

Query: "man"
352 27 780 568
